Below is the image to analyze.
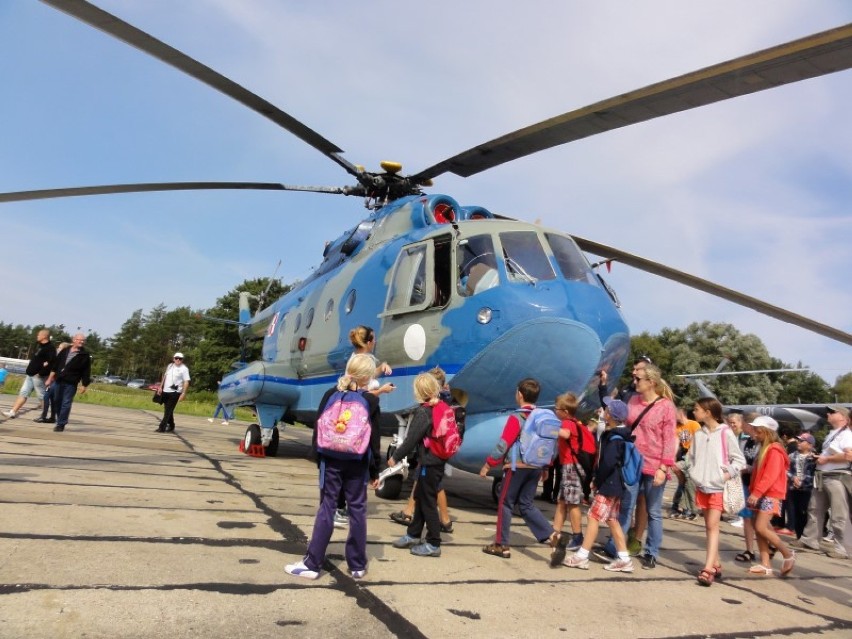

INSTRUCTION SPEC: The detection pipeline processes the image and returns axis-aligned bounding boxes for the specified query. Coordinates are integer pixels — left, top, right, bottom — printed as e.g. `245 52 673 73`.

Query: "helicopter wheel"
243 424 261 453
375 474 403 500
491 476 503 504
265 427 280 457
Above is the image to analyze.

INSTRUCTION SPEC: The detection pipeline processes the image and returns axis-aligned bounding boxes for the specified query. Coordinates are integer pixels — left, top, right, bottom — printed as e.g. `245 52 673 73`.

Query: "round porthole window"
344 289 356 314
305 307 315 329
294 313 302 332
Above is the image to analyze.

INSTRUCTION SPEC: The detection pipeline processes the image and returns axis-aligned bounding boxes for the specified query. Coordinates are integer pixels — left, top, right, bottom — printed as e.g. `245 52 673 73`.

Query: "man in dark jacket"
3 329 56 419
46 333 91 432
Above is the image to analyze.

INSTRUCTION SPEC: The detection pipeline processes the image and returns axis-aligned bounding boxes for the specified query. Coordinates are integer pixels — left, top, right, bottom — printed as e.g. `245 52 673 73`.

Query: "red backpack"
423 401 462 460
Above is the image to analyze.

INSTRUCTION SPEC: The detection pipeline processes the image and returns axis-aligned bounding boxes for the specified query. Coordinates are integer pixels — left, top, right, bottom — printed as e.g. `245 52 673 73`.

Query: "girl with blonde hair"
388 372 448 557
285 353 381 580
744 415 795 577
348 326 395 395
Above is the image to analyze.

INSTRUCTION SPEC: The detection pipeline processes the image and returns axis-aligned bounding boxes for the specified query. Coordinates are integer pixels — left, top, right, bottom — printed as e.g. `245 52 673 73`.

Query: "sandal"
697 568 715 586
482 543 511 559
389 511 412 526
780 551 796 577
734 550 755 563
747 564 774 576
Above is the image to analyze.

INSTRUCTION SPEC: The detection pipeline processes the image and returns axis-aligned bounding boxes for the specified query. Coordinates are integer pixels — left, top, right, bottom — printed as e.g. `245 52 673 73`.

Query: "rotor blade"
412 23 852 182
0 182 351 203
40 0 359 177
572 235 852 347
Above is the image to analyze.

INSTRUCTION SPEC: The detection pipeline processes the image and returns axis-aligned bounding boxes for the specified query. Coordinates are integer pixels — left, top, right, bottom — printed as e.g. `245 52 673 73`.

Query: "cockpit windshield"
457 235 498 297
545 233 599 286
500 231 555 283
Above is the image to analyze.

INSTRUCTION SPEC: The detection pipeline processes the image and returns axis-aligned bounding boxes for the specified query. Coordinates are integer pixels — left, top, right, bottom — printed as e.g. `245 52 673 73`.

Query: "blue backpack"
511 407 561 469
611 433 643 486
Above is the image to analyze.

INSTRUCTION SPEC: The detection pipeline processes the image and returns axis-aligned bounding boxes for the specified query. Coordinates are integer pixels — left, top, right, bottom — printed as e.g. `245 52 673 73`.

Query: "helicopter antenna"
257 260 282 310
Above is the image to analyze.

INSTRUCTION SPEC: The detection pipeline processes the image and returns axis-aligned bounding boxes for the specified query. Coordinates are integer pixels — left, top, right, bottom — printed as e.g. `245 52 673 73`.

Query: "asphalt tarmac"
1 401 850 639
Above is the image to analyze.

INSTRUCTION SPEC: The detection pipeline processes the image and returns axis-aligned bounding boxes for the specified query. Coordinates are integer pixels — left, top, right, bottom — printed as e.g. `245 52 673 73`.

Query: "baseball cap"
603 397 628 423
826 405 850 418
173 352 185 359
795 433 815 446
748 415 779 431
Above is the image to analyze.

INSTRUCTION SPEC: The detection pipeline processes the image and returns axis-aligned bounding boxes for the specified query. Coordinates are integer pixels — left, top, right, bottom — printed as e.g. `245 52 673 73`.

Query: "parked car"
146 382 161 392
127 379 146 389
103 375 126 385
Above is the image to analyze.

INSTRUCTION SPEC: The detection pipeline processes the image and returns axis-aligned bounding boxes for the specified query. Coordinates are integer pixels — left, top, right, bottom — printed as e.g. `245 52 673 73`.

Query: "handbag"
152 391 164 405
720 427 745 514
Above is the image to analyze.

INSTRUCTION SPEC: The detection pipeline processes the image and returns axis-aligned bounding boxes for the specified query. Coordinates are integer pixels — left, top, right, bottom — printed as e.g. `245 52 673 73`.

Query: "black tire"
265 427 280 457
375 475 403 500
243 424 261 453
491 476 503 504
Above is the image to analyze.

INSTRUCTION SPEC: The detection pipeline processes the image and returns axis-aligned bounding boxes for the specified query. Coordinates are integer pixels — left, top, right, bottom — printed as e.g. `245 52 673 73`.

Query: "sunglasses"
632 375 648 382
174 357 183 360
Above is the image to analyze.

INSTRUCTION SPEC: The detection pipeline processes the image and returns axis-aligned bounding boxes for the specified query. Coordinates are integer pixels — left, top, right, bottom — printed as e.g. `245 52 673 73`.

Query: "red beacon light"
433 202 455 224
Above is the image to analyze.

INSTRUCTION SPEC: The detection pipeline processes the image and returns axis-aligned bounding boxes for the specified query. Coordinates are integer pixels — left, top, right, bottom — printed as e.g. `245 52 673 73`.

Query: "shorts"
588 493 621 523
755 496 782 516
695 490 724 512
18 375 46 400
557 463 584 505
739 484 753 518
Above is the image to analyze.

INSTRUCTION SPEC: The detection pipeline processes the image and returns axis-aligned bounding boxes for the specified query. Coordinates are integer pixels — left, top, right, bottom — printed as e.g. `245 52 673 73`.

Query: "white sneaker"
221 420 229 425
333 509 349 529
729 518 744 528
285 560 319 580
3 410 17 418
207 418 214 423
604 558 634 573
351 569 366 579
563 553 590 569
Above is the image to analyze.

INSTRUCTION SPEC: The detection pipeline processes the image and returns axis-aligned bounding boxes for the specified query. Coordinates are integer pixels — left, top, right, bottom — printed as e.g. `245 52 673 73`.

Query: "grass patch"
1 374 256 421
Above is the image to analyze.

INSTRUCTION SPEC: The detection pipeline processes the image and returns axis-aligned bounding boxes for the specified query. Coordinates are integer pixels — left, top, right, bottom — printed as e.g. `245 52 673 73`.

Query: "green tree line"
3 287 850 401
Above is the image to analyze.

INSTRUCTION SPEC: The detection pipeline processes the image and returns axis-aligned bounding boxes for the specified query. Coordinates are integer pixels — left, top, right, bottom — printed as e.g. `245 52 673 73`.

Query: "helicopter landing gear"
241 424 279 457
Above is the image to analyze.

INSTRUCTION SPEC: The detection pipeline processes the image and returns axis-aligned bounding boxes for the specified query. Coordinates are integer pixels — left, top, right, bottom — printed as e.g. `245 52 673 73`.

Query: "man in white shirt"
155 352 191 433
794 405 851 559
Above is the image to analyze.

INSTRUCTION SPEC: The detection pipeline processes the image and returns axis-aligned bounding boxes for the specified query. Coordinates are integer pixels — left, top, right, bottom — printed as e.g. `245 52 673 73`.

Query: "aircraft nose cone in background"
450 317 605 414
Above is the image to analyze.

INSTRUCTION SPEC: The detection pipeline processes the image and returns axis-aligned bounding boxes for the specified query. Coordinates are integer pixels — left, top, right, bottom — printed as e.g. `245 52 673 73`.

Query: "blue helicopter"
3 2 851 498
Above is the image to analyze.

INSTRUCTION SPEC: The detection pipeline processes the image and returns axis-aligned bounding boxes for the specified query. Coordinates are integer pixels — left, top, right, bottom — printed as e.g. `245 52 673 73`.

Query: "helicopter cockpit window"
457 234 498 297
384 242 434 315
500 231 555 284
545 233 599 286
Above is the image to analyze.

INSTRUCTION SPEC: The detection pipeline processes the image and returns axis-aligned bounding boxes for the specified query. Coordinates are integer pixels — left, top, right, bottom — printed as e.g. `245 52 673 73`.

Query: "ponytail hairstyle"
643 363 675 401
337 353 376 392
348 325 375 352
428 366 447 388
695 397 724 423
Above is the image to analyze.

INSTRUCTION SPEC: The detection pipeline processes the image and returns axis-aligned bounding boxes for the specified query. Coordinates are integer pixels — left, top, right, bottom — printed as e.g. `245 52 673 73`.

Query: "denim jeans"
54 381 79 428
605 472 668 558
18 375 47 400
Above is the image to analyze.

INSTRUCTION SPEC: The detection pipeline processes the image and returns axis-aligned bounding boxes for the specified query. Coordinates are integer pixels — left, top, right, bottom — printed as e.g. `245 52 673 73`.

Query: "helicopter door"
383 241 435 316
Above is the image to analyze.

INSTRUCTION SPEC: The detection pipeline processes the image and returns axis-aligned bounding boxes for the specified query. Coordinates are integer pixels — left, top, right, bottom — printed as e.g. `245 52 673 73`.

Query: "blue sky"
1 0 850 385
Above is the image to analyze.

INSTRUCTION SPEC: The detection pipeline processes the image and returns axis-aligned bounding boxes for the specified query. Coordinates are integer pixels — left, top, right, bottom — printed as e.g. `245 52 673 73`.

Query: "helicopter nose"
450 317 604 413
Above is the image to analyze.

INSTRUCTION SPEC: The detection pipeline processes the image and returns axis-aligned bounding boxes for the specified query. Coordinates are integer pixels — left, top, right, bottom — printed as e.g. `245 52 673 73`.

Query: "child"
479 378 557 559
388 372 447 557
785 433 816 539
745 415 796 577
688 397 745 586
285 354 381 580
563 397 634 572
549 392 586 566
388 367 455 533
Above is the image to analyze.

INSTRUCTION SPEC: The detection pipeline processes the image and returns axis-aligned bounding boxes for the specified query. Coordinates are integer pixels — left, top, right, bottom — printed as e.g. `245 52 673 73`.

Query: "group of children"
286 349 802 582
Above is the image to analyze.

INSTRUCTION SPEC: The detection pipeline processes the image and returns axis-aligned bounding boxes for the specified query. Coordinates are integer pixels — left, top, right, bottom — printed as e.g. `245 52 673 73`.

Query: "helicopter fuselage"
219 193 630 473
